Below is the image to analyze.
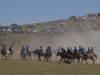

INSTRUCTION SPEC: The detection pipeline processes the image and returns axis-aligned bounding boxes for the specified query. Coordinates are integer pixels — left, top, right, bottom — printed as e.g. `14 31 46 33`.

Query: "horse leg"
5 55 7 60
38 56 41 61
85 59 88 65
38 56 40 61
59 58 62 63
2 54 3 59
46 57 48 62
31 54 32 61
25 54 26 60
92 59 95 65
81 58 83 64
49 56 50 61
77 58 80 63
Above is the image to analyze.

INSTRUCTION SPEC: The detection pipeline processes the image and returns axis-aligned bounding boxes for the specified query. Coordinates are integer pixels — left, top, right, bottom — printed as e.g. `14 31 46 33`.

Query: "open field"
0 15 100 75
0 60 100 75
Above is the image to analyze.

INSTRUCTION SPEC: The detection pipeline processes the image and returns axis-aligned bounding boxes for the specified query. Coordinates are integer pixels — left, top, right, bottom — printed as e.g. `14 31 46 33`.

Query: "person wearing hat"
26 45 29 54
40 46 44 53
79 45 82 51
74 47 78 54
3 45 6 51
46 46 51 53
61 47 66 54
87 47 91 54
9 46 12 55
21 46 26 54
91 47 94 54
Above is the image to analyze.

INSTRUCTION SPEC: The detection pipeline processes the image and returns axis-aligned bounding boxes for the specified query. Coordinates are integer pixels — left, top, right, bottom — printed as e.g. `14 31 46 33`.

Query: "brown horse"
33 49 52 62
77 52 97 65
56 52 74 63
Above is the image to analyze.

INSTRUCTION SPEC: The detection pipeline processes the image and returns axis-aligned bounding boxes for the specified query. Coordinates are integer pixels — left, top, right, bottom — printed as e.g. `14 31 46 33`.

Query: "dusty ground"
0 30 100 64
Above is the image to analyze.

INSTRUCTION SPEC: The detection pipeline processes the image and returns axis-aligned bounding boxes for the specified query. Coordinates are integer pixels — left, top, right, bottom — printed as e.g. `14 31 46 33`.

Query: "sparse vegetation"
0 60 100 75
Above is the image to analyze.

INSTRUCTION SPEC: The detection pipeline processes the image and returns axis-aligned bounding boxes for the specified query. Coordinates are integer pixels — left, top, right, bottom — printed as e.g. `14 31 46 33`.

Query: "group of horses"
0 49 14 60
54 49 97 65
20 49 52 62
0 48 97 65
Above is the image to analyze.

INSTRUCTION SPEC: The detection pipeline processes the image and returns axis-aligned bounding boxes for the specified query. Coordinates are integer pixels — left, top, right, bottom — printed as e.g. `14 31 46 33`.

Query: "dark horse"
68 50 81 63
1 49 7 59
1 49 14 60
33 49 52 62
56 51 74 63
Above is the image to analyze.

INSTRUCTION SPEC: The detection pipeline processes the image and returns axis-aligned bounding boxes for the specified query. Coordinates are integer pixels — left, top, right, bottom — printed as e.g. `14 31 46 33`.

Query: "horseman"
2 45 6 51
46 46 51 53
67 47 72 55
74 47 78 54
40 46 44 53
81 47 87 56
91 47 94 54
67 47 70 52
87 47 92 54
9 46 13 55
21 46 26 54
82 47 85 51
61 47 66 54
69 47 72 52
79 45 82 52
26 45 30 54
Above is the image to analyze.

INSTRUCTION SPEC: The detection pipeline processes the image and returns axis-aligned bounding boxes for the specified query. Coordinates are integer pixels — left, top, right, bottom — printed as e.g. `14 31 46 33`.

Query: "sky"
0 0 100 25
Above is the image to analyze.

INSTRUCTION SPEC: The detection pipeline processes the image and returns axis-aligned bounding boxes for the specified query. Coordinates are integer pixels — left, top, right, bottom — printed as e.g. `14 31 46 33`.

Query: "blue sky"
0 0 100 25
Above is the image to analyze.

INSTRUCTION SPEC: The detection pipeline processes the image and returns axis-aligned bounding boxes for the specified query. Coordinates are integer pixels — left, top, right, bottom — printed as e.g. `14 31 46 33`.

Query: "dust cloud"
29 30 100 63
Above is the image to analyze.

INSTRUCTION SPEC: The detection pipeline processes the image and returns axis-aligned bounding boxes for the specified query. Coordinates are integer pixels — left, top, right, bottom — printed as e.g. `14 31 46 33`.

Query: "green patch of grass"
0 60 100 75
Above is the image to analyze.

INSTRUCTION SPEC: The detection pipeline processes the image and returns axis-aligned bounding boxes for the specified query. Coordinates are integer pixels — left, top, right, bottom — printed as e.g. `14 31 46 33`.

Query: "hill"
0 14 100 51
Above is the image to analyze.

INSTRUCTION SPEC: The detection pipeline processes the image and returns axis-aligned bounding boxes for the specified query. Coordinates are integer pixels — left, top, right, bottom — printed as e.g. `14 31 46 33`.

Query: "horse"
78 51 97 65
20 51 32 60
69 50 81 63
33 49 52 62
1 49 14 60
56 51 74 63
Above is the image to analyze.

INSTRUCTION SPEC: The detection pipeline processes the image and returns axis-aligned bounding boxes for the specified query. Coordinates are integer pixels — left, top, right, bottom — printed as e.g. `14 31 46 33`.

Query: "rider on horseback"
79 45 82 52
46 46 51 53
87 47 92 54
40 46 44 53
21 46 26 54
26 45 30 54
3 45 6 51
61 47 66 54
74 47 78 54
82 47 85 51
9 46 12 55
67 47 72 55
81 47 87 56
67 47 70 51
91 47 94 54
69 47 72 52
